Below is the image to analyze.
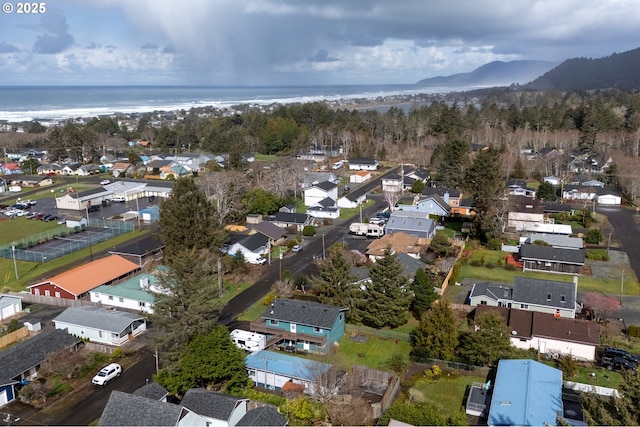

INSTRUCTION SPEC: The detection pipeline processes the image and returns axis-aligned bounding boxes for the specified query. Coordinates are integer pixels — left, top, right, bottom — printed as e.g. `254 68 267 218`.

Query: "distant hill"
525 47 640 91
416 60 556 88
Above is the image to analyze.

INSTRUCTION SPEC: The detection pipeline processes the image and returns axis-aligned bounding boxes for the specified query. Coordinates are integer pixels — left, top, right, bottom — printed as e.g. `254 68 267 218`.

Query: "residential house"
53 305 147 346
246 222 287 246
267 212 314 232
28 255 140 300
134 382 169 402
381 166 429 193
505 179 536 198
469 276 578 318
474 305 599 361
250 299 348 354
107 235 166 266
562 184 601 201
36 163 61 175
237 407 288 426
145 159 173 174
307 197 340 219
0 163 21 175
487 359 563 426
520 244 586 275
180 389 248 427
353 253 427 288
348 158 378 171
245 350 334 391
422 187 461 207
543 175 561 186
90 271 162 314
0 294 22 321
301 172 339 189
385 211 436 239
365 232 425 262
226 233 270 264
303 181 338 207
596 187 623 205
99 390 209 426
350 171 372 184
520 222 573 235
337 185 368 209
111 162 134 177
78 164 101 176
506 197 547 231
0 329 80 407
60 162 82 175
395 195 451 217
451 198 475 217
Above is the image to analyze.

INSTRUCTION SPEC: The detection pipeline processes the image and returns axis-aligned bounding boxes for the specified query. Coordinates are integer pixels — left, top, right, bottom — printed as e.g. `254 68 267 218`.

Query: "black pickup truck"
600 347 639 371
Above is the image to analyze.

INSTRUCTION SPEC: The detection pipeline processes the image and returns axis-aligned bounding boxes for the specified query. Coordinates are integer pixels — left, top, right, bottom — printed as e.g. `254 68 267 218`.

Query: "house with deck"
245 350 334 392
519 244 586 275
250 299 347 354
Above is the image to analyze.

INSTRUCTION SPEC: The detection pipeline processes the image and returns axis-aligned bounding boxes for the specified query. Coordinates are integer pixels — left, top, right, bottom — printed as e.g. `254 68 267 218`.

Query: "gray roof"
133 382 169 401
272 212 312 225
386 215 435 236
0 329 80 385
53 306 144 335
311 180 338 191
469 282 513 301
99 391 185 426
109 235 165 257
261 299 347 329
180 389 246 421
519 244 586 265
238 233 270 252
237 407 288 426
395 252 427 278
348 157 377 165
526 233 584 250
513 276 577 309
249 222 287 241
422 187 461 198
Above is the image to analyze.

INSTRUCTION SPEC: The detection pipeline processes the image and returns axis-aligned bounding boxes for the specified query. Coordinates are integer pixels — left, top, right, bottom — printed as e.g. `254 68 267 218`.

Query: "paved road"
3 352 156 426
596 205 640 280
219 167 398 325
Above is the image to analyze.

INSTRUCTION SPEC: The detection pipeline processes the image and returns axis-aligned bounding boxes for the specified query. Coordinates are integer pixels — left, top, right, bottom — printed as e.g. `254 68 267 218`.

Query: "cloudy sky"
1 0 639 86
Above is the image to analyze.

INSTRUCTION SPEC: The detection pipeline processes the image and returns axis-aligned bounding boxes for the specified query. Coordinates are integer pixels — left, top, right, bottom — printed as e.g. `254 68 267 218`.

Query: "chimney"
140 276 149 289
443 191 449 204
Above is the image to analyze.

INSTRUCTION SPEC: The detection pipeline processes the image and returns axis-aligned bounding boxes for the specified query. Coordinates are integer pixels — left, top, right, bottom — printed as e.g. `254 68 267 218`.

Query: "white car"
92 363 122 385
292 244 303 253
111 195 126 202
100 179 111 185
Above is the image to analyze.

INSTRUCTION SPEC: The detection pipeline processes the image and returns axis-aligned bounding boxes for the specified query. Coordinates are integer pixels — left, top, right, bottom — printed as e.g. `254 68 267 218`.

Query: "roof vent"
270 310 273 315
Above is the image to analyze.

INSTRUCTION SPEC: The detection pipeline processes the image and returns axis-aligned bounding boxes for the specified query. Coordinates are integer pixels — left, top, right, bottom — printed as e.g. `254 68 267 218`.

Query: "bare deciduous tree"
200 171 248 224
383 189 402 212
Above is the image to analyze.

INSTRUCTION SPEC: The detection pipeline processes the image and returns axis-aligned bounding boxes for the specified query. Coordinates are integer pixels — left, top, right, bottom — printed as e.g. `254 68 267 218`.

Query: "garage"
0 295 22 321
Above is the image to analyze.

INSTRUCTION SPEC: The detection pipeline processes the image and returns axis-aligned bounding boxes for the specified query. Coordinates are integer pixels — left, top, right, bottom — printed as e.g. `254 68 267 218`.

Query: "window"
95 292 100 297
269 319 279 326
561 295 566 303
248 369 256 376
55 292 60 298
313 327 322 333
520 304 529 309
480 301 487 305
80 328 85 335
519 338 528 342
139 302 146 308
98 331 103 338
119 297 124 303
34 289 40 296
546 293 552 301
44 290 50 297
108 295 114 301
339 313 344 320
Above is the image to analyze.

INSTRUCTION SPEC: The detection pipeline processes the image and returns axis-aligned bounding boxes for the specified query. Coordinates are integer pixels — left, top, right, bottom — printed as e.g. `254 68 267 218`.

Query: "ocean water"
0 85 457 122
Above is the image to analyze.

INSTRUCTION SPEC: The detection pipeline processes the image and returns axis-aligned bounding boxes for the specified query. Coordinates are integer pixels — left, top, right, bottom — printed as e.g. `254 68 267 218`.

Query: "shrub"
586 228 604 244
485 262 497 269
487 237 502 250
469 260 482 267
504 264 516 271
627 325 640 337
302 225 316 237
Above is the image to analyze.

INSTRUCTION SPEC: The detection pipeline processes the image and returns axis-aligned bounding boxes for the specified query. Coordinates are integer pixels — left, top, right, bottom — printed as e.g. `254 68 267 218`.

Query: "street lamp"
11 243 18 280
322 234 326 259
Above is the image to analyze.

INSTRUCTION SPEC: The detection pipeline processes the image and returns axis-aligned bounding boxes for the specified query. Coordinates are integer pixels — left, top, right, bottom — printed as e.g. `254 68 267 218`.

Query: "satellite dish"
511 330 518 335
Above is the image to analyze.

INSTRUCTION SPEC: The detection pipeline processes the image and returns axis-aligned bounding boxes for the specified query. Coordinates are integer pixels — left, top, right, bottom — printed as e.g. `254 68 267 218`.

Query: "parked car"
87 205 101 212
292 244 303 253
601 355 638 371
57 217 66 225
8 185 21 192
255 256 267 265
92 363 122 386
41 214 53 222
111 195 126 202
100 179 111 185
25 212 38 219
603 347 639 363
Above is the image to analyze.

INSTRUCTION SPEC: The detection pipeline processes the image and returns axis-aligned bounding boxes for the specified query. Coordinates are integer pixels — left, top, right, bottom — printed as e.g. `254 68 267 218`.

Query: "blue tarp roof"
245 350 332 381
488 359 563 426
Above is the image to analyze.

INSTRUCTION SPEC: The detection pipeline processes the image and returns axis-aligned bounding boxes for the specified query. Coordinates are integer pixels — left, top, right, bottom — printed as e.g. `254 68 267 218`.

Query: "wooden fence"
0 326 29 350
7 292 100 308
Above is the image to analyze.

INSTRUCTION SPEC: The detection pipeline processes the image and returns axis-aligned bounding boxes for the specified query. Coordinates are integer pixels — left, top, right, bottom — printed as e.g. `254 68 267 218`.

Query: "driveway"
596 205 640 281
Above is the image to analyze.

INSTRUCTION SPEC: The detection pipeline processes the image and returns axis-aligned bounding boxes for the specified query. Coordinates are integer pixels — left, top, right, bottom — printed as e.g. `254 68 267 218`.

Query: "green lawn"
238 297 270 322
339 199 374 220
335 333 412 370
410 373 485 419
0 217 62 245
254 153 279 162
220 282 253 304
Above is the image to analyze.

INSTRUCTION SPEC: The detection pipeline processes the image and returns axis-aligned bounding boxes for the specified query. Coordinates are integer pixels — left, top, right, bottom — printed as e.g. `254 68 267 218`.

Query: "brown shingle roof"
29 255 140 297
365 232 425 256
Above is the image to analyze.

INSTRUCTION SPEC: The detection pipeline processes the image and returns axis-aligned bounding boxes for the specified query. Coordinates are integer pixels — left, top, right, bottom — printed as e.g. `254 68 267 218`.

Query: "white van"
8 185 21 192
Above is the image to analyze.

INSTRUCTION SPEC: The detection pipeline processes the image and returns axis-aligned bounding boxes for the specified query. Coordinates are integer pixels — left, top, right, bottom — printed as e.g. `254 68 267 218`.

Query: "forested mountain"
416 60 556 87
526 47 640 91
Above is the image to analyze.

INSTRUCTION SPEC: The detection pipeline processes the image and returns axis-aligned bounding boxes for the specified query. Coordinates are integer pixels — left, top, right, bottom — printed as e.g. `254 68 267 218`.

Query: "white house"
53 306 147 346
350 171 372 184
0 294 22 321
348 158 378 171
303 181 338 207
90 272 162 314
543 176 561 186
307 197 340 219
226 233 270 264
180 389 249 427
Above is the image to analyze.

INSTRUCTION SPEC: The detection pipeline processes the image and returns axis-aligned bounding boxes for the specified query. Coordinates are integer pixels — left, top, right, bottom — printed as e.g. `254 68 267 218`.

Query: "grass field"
338 199 374 220
0 217 62 245
409 373 485 419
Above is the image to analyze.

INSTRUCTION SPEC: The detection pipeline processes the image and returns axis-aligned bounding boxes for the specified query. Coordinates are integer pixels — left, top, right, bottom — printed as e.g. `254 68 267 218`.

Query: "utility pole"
322 234 326 259
621 269 624 306
217 257 223 294
11 243 18 280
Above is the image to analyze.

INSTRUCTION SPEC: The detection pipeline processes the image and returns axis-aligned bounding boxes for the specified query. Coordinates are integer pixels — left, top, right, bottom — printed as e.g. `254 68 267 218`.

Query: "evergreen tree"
361 248 412 328
411 300 458 361
458 310 512 366
410 268 438 320
511 156 526 179
464 146 504 242
432 136 471 189
150 249 224 368
581 370 640 425
156 326 248 395
158 176 222 262
536 181 557 201
315 246 362 322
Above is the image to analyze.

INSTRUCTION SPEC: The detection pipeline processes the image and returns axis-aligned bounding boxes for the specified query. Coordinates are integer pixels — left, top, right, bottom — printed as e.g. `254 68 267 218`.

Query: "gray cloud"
32 7 74 54
308 49 340 62
0 42 19 53
141 43 158 50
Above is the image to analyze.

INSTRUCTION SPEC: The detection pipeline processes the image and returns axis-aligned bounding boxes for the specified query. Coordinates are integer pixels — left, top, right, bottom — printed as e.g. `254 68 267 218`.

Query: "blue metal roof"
488 359 562 426
245 350 331 382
